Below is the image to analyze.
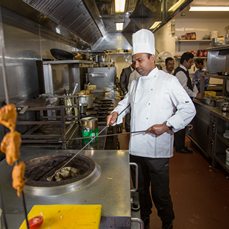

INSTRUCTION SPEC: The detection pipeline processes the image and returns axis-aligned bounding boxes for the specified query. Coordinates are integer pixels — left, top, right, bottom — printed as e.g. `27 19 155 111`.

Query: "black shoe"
162 222 173 229
176 147 193 154
143 217 150 229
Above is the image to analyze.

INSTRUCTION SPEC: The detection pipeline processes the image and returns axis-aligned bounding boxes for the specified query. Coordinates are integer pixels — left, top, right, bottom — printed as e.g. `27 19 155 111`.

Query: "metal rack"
13 96 80 149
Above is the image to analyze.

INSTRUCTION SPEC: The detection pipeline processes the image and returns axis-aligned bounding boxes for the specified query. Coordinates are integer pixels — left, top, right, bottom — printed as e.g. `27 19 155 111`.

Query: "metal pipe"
0 7 9 105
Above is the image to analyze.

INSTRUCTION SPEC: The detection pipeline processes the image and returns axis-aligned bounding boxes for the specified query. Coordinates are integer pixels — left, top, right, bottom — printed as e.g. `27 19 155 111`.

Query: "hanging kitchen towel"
20 204 102 229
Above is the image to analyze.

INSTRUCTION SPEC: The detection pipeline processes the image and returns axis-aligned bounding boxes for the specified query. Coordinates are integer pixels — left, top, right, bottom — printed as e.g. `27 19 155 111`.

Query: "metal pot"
80 117 98 137
99 54 106 62
215 99 228 107
79 103 88 114
201 97 215 107
77 92 93 109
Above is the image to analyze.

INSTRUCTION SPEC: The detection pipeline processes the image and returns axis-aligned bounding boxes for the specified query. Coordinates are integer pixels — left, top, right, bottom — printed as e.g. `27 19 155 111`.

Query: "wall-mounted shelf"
175 40 211 43
175 40 211 52
174 56 207 59
207 44 229 51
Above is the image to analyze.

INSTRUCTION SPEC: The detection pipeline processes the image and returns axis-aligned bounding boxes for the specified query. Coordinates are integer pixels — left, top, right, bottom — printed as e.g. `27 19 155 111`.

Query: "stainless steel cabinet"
189 100 229 173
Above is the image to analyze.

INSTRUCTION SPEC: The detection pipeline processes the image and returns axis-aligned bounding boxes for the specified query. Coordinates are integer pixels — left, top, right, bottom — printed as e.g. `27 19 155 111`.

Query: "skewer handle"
0 185 8 229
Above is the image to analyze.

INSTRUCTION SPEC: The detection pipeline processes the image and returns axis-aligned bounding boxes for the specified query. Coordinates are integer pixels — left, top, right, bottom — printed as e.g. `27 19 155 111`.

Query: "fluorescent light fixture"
150 21 162 30
116 23 123 31
189 6 229 11
168 0 186 12
115 0 126 13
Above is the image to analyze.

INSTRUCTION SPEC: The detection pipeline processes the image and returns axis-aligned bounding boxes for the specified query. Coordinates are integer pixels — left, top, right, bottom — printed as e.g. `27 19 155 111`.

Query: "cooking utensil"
221 104 229 112
47 104 130 181
72 83 79 95
50 49 74 60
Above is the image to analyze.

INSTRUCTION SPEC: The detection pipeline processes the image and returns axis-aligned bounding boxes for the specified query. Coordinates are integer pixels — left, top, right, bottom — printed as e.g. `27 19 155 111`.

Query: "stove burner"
23 153 100 196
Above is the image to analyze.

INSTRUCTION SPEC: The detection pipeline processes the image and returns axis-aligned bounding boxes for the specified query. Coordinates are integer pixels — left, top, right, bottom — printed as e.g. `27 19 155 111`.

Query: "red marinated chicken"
1 131 21 165
0 104 17 132
12 161 27 197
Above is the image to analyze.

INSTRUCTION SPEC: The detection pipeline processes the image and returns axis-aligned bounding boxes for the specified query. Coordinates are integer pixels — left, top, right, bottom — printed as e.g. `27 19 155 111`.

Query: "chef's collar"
141 67 159 79
180 64 187 71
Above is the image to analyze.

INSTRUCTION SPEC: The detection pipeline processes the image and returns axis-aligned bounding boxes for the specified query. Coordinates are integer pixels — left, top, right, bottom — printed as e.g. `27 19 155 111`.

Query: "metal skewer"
47 124 109 181
0 185 8 229
47 104 131 181
0 8 29 228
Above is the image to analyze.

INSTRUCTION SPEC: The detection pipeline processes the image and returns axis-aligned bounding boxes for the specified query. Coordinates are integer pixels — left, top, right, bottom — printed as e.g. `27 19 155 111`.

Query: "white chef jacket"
112 67 196 158
128 70 141 91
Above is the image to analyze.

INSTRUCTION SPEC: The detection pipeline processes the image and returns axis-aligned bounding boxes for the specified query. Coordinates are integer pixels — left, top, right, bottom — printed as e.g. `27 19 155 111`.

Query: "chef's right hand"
107 112 118 126
196 93 203 99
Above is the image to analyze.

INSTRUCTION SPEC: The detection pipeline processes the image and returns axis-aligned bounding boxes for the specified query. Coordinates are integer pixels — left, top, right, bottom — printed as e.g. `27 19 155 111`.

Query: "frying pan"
50 49 74 60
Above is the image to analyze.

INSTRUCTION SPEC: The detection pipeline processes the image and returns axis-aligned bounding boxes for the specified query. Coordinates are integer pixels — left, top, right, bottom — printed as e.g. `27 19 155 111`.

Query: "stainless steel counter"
194 99 229 122
0 149 131 228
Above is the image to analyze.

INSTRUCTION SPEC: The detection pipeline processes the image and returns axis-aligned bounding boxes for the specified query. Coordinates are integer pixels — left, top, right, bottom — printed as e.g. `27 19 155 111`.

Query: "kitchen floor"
118 129 229 229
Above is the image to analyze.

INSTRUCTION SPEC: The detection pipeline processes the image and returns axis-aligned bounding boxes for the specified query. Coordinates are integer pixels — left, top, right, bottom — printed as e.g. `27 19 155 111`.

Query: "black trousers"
125 113 131 132
174 127 186 151
130 155 175 225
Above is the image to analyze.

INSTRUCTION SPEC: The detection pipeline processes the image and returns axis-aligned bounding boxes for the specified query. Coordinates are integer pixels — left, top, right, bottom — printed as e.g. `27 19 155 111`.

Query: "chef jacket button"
151 89 153 90
148 103 150 105
146 118 148 119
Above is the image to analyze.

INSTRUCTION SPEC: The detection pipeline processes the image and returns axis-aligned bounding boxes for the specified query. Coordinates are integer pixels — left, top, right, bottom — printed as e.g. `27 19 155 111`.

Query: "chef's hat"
132 29 155 55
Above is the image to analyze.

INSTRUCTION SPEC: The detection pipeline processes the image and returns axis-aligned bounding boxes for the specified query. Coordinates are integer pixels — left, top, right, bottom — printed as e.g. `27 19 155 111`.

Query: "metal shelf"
207 44 229 51
43 60 95 65
175 56 208 58
175 40 211 43
216 133 229 147
214 155 229 173
200 73 229 80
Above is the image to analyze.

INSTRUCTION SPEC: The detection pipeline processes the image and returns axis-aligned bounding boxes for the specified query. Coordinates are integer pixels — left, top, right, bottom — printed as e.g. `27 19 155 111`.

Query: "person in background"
120 63 135 95
174 52 203 154
192 58 209 91
107 29 196 229
164 57 174 74
120 63 135 132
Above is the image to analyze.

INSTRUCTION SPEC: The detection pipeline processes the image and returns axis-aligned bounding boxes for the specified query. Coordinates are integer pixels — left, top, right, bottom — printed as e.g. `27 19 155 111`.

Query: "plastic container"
204 91 216 97
226 148 229 165
191 32 196 40
210 31 218 39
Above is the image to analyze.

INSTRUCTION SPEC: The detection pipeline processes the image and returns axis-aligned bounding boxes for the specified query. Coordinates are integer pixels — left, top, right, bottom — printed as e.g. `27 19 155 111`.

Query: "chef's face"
132 53 155 76
183 58 193 69
166 60 174 72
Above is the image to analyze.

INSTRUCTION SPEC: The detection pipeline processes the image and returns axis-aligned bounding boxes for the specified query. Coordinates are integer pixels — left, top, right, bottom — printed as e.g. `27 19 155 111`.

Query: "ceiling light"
150 21 162 30
168 0 186 12
189 6 229 11
115 0 126 13
116 23 123 31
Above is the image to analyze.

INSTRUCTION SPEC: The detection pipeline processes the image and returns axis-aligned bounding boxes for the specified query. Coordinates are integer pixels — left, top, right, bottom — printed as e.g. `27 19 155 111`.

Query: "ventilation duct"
23 0 103 46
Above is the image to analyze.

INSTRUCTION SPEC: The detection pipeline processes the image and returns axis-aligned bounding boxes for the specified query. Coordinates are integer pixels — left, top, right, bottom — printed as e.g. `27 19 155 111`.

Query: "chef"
107 29 196 229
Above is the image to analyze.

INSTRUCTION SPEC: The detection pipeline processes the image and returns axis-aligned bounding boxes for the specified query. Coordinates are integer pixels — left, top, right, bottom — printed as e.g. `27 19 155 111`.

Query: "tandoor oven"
0 149 142 228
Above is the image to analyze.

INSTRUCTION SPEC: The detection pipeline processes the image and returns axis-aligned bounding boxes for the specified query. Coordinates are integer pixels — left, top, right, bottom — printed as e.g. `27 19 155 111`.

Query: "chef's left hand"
146 123 169 136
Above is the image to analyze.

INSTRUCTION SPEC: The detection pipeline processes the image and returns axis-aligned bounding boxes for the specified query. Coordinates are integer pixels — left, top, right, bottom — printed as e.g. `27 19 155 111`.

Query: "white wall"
175 18 229 40
155 18 228 84
154 20 176 58
110 54 132 81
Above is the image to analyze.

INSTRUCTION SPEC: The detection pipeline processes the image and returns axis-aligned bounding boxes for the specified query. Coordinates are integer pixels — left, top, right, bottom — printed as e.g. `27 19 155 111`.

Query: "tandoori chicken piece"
1 131 21 165
0 104 17 132
12 161 27 197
